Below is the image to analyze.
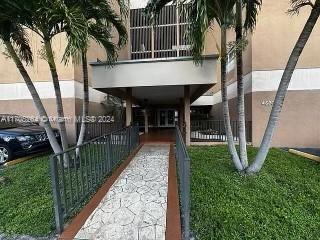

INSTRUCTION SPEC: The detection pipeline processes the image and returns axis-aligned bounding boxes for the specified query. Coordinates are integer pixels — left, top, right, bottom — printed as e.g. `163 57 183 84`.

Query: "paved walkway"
75 144 170 240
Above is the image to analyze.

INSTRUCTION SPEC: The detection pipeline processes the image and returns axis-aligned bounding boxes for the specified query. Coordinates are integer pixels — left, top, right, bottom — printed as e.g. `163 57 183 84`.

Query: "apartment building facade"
89 0 218 145
0 0 318 148
210 0 320 148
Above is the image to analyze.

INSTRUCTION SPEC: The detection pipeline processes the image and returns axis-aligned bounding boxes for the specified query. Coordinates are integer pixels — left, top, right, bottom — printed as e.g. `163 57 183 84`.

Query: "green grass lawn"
0 156 55 237
0 143 131 237
189 146 320 240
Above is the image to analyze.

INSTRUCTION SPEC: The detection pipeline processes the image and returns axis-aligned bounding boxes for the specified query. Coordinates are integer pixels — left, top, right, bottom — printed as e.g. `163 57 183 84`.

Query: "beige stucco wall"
75 98 108 117
252 1 320 71
0 98 77 143
249 1 320 147
0 33 74 84
74 39 109 85
210 1 320 148
252 90 320 148
211 93 252 122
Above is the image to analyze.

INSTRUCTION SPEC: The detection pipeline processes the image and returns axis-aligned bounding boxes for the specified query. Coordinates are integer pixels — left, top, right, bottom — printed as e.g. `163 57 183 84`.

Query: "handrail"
52 127 127 156
175 126 191 240
76 121 124 141
50 125 140 233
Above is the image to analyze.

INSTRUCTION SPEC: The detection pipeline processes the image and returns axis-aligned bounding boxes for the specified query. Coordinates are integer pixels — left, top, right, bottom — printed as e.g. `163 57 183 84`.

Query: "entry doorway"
157 109 178 128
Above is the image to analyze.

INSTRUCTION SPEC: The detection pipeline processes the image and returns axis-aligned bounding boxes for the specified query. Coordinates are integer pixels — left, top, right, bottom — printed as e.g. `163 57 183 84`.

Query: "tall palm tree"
0 3 62 155
236 0 262 168
218 12 244 171
247 0 320 173
73 0 128 147
236 0 248 168
15 0 88 153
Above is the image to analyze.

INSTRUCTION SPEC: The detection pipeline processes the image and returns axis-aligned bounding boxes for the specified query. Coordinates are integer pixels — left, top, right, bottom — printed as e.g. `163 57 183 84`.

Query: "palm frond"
288 0 315 15
0 1 33 66
243 0 262 31
91 4 128 47
10 24 33 65
88 22 118 65
188 0 210 64
145 0 176 18
51 0 88 63
67 0 128 49
117 0 130 18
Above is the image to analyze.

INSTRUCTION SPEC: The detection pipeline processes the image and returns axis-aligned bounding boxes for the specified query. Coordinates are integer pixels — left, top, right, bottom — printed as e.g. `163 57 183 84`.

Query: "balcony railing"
175 126 191 240
130 4 191 60
50 126 140 233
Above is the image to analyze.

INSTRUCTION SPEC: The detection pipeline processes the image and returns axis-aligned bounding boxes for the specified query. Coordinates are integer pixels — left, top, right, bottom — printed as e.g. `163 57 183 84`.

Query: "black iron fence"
76 121 124 141
50 126 140 233
191 120 252 142
175 126 191 240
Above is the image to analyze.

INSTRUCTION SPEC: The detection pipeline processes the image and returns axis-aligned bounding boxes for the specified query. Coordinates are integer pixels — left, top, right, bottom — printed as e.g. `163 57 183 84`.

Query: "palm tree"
44 0 88 154
236 0 248 168
218 12 244 171
15 0 88 153
0 3 62 155
247 0 320 173
236 0 262 168
74 0 128 147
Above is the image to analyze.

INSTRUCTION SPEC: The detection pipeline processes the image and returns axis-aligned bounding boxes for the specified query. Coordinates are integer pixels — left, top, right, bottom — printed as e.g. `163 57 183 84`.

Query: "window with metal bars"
130 4 191 60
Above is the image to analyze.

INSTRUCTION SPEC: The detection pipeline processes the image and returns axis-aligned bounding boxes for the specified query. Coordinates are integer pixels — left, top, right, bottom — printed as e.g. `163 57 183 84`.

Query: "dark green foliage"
189 146 320 240
0 157 55 236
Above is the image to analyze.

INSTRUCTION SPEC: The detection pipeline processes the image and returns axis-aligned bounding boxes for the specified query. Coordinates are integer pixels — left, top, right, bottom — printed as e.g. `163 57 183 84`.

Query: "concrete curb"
288 149 320 163
4 152 50 167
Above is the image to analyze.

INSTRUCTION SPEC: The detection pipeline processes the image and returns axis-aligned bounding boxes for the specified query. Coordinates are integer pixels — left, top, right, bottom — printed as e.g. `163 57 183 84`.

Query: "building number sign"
261 100 274 107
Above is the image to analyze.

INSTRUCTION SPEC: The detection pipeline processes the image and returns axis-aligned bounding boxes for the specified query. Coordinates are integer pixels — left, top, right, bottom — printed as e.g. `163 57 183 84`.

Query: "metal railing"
76 121 124 141
50 126 139 233
191 120 252 142
175 126 191 240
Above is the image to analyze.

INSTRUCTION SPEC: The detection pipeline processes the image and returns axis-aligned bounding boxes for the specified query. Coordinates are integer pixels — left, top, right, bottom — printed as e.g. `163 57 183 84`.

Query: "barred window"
130 4 191 60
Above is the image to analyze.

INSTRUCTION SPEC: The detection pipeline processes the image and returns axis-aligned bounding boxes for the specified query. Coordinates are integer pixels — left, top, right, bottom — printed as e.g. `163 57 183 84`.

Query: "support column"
179 98 184 132
126 88 132 127
143 109 149 134
184 86 191 146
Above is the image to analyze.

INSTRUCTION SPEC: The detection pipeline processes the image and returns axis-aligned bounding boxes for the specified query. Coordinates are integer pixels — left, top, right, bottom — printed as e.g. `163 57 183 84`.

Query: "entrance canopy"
90 56 218 106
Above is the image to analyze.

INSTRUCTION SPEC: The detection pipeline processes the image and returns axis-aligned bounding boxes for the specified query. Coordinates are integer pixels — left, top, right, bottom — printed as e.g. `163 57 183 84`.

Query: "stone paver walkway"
75 144 170 240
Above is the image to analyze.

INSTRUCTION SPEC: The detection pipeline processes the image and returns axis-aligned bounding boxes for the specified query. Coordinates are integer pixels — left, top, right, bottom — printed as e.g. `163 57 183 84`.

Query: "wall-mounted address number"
261 100 274 106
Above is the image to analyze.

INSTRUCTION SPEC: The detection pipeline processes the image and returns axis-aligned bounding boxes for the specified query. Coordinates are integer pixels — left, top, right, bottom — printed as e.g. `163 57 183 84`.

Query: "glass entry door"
159 110 167 126
167 110 175 126
158 109 176 127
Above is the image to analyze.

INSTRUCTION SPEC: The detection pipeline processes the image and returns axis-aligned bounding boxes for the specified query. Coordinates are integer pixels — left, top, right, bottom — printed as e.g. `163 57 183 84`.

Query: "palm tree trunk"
77 52 89 147
221 25 243 171
44 39 69 153
247 1 320 173
4 40 62 154
236 0 248 168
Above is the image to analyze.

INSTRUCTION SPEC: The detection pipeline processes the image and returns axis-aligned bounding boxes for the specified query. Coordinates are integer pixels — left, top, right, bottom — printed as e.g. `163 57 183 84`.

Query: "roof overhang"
90 56 218 106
